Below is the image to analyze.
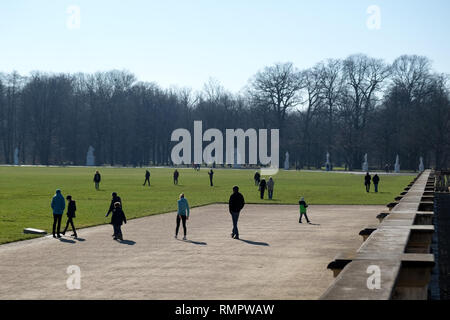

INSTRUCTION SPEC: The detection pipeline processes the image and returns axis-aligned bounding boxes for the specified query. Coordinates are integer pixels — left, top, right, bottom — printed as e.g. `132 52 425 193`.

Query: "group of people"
364 172 381 193
50 190 78 238
254 172 275 200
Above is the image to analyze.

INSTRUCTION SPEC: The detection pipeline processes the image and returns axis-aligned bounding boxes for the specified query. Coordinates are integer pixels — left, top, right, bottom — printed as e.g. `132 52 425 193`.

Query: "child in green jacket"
299 197 311 224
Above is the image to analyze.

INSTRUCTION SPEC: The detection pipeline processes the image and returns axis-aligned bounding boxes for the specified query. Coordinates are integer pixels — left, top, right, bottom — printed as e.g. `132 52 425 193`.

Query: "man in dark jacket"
62 195 77 238
229 186 245 240
93 171 101 190
108 202 127 240
373 174 380 193
106 192 122 217
254 171 261 186
143 170 151 186
259 178 267 199
208 169 214 187
51 189 65 238
174 170 179 185
364 173 372 193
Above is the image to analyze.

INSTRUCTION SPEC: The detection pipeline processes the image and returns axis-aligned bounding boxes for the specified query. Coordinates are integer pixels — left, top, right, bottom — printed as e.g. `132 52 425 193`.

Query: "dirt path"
0 204 381 300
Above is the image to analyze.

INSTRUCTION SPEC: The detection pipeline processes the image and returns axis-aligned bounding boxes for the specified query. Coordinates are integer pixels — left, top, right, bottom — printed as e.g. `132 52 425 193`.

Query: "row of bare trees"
0 54 449 169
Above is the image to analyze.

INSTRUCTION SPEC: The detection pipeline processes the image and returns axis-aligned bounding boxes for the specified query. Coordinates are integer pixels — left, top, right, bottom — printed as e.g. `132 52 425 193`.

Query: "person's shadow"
74 237 86 242
118 239 136 246
177 239 207 246
238 239 269 246
58 238 76 244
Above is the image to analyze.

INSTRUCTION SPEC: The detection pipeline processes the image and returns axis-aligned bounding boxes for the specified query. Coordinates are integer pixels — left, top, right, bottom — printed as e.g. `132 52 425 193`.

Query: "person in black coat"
143 170 151 186
173 170 179 185
62 195 77 238
107 202 127 240
208 169 214 187
364 173 372 193
259 178 267 199
373 174 380 193
229 186 245 240
106 192 122 217
254 171 261 186
93 171 101 190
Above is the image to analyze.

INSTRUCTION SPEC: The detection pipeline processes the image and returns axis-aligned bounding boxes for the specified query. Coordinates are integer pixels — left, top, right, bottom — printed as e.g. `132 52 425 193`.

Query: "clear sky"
0 0 449 92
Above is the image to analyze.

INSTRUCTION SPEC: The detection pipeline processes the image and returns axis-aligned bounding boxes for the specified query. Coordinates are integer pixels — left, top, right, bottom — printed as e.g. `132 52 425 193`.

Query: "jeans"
63 217 77 236
231 211 240 238
176 214 187 236
95 182 99 190
113 224 122 239
53 214 62 236
143 178 150 186
365 183 370 192
260 190 265 199
374 184 378 193
299 212 310 223
268 190 273 199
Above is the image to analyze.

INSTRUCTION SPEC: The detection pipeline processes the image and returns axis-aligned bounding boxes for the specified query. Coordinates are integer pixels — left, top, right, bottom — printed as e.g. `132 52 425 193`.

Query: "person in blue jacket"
51 189 66 238
175 193 190 240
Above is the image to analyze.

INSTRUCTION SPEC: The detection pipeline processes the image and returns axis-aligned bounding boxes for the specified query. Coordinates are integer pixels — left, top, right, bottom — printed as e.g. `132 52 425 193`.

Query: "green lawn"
0 166 414 244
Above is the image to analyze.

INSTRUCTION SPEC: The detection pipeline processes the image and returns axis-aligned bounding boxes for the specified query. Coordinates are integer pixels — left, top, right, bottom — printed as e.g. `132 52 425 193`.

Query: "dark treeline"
0 54 449 170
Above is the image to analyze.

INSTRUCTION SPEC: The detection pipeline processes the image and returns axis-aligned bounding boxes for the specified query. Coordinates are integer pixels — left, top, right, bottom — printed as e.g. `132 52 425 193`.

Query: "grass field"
0 166 414 244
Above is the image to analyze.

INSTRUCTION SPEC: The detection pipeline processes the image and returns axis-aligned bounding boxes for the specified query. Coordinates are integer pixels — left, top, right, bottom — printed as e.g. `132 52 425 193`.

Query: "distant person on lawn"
364 172 372 193
93 170 101 190
175 193 190 240
373 174 380 193
229 186 245 240
254 171 261 186
143 170 151 186
267 177 275 200
299 197 311 224
208 169 214 187
173 169 179 185
62 195 77 238
259 178 267 199
51 189 65 238
108 202 127 241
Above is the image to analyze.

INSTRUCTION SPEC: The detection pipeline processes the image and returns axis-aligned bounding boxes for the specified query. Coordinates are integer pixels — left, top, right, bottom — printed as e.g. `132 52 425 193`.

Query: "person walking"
229 186 245 240
108 202 127 240
254 171 261 186
143 170 151 186
267 177 275 200
364 172 372 193
93 171 101 190
208 169 214 187
62 195 77 238
106 192 122 217
259 178 267 199
175 193 190 240
373 174 380 193
299 197 311 224
51 189 65 238
173 169 179 185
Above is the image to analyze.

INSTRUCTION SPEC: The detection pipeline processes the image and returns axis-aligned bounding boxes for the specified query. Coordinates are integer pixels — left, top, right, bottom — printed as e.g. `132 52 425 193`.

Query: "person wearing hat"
228 186 245 240
62 195 78 238
51 189 65 238
299 197 311 224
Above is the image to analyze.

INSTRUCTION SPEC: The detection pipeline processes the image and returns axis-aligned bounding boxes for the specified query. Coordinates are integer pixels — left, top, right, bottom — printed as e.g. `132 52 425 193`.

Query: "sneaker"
113 237 118 240
174 235 178 239
235 236 240 240
53 234 56 238
61 231 66 236
183 236 187 241
71 234 77 237
57 234 62 238
231 233 235 238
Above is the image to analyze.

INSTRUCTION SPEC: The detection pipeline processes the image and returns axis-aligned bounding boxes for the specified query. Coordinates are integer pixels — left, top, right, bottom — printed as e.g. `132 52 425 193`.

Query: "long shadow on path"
118 240 136 246
239 239 269 247
177 239 207 246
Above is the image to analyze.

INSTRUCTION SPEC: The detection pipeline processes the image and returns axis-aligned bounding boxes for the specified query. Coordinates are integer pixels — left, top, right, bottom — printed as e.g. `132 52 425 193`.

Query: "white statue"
86 146 95 166
362 154 368 172
419 157 424 172
233 147 241 169
325 152 331 171
13 147 19 165
284 152 290 170
394 155 400 173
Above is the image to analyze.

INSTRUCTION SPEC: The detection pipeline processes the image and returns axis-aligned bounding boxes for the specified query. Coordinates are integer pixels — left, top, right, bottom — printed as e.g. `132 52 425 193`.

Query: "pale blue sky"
0 0 449 92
